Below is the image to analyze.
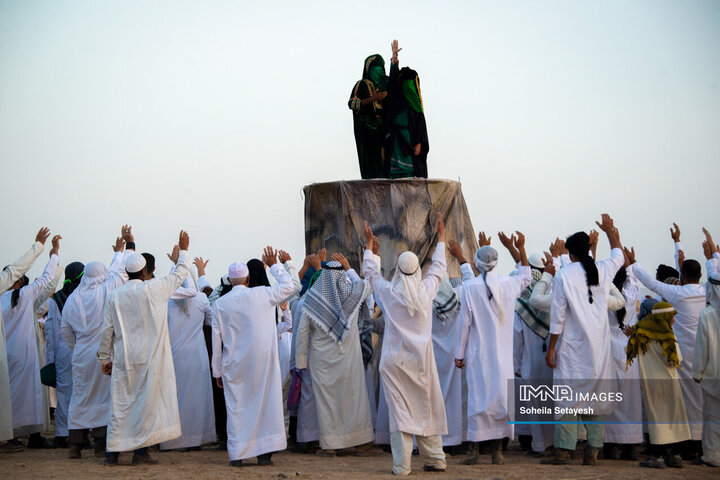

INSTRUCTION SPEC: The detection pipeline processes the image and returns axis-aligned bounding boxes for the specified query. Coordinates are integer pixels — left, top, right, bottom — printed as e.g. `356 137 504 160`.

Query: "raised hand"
513 231 526 249
558 238 568 255
317 248 327 263
308 253 321 271
331 253 351 271
113 237 126 253
498 231 513 250
478 231 492 247
278 250 292 264
35 227 51 245
703 228 715 249
447 239 467 264
372 237 380 256
595 214 615 233
178 230 190 251
50 235 62 256
670 223 681 243
167 245 180 264
121 225 134 243
262 246 278 267
542 252 556 276
436 213 445 242
391 39 402 63
193 257 209 276
364 221 375 249
677 249 686 269
589 229 599 259
549 238 561 258
623 246 636 265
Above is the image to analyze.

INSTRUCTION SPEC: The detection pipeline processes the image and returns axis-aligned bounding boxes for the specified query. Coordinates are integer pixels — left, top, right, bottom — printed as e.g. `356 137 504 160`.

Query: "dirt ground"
1 441 717 480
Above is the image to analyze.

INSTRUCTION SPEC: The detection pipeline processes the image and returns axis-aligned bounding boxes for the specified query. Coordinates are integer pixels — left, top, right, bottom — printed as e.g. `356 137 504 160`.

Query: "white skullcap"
397 251 420 276
528 252 544 270
125 253 147 273
228 262 249 280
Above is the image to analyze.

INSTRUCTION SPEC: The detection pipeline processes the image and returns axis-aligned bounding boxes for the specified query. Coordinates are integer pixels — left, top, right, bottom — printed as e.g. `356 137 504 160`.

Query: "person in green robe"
385 40 429 179
348 55 388 179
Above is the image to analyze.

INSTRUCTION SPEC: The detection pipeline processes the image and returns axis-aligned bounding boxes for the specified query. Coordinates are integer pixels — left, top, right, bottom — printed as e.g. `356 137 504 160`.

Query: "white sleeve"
549 274 569 335
211 307 223 378
529 272 553 313
0 242 44 293
23 254 59 301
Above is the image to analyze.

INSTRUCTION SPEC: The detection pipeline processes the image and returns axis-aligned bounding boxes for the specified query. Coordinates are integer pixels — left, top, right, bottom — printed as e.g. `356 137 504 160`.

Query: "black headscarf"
612 267 627 327
10 275 29 309
656 264 679 282
52 262 84 312
566 232 599 304
247 259 270 288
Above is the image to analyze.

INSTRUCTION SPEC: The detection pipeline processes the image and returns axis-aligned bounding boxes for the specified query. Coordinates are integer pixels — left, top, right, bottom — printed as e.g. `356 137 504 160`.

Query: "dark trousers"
204 325 227 442
69 426 106 445
106 447 148 458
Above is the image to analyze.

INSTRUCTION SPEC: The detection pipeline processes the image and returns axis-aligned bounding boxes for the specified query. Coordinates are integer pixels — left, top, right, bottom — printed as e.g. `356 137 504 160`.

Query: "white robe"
62 252 126 431
211 262 298 461
1 253 57 436
431 305 464 446
693 304 720 465
295 269 374 450
160 279 216 450
45 299 73 436
604 271 643 444
362 243 447 438
549 248 624 415
97 251 190 452
632 263 705 439
0 241 44 440
457 263 531 442
289 296 320 443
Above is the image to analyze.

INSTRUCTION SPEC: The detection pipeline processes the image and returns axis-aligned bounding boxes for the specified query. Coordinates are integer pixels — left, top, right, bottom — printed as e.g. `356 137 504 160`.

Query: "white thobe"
0 242 44 440
631 262 705 439
45 299 73 436
431 305 464 446
160 281 216 450
97 251 190 452
211 262 298 461
362 243 447 438
693 304 720 466
62 252 126 431
277 309 293 385
289 296 320 442
1 253 57 436
457 263 531 442
549 248 624 415
295 269 374 450
604 271 643 444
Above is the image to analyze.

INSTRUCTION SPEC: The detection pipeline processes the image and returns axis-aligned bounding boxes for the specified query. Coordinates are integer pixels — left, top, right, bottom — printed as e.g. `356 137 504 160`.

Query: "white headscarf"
62 261 112 335
474 246 506 324
391 251 428 317
707 272 720 313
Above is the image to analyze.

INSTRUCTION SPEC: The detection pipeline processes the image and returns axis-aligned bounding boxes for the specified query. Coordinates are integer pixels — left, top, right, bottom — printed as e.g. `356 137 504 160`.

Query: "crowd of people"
0 214 718 474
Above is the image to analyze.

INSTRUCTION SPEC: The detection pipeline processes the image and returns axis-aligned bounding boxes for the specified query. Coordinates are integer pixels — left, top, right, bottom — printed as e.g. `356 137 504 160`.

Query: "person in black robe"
384 39 429 179
348 55 388 179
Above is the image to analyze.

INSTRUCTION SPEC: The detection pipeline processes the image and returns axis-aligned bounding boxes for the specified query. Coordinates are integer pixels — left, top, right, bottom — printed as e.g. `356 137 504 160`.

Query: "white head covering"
228 262 249 280
474 246 505 323
391 251 428 317
708 272 720 313
125 253 146 273
528 252 544 270
62 260 113 336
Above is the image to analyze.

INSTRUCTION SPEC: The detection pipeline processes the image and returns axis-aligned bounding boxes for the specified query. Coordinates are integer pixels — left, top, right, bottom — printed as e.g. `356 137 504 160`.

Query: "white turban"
125 253 146 273
391 251 428 318
474 246 505 323
228 262 249 280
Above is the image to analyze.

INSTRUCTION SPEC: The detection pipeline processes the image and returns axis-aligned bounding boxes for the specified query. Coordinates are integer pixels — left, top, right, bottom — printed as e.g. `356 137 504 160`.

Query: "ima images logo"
519 385 573 402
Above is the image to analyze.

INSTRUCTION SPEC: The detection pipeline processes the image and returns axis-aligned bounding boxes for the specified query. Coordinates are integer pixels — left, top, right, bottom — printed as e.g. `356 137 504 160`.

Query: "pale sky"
1 0 718 285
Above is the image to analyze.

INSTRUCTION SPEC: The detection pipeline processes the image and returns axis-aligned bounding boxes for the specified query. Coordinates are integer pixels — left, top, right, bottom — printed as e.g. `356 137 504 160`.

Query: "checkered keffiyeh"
303 261 368 344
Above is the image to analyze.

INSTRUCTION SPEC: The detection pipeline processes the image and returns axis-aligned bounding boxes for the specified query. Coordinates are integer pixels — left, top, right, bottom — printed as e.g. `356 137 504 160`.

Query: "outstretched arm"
0 228 49 293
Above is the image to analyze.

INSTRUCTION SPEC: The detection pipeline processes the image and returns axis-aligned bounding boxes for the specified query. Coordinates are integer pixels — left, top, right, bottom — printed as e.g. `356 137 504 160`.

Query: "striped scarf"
514 268 549 339
432 276 460 320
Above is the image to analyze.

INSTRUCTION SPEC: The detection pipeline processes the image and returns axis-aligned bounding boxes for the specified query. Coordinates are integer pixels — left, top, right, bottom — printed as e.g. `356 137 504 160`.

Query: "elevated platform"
303 179 478 279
